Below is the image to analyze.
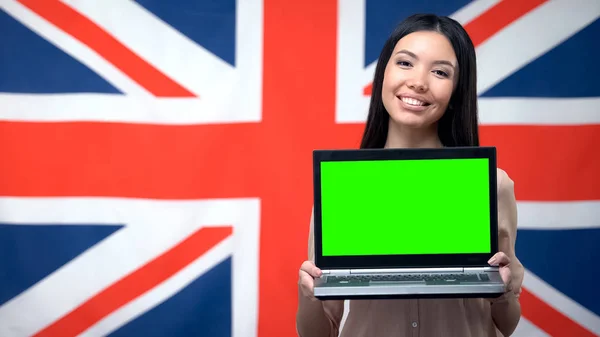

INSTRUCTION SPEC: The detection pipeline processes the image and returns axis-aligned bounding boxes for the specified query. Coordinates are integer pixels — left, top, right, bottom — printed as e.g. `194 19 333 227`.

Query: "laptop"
312 146 505 300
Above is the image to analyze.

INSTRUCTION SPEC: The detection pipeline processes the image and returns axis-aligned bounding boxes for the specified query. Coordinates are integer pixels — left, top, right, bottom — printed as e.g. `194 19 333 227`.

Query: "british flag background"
0 0 598 336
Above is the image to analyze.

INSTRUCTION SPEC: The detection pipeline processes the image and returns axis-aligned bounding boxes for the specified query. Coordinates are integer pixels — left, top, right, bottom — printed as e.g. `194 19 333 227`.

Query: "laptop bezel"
313 146 499 270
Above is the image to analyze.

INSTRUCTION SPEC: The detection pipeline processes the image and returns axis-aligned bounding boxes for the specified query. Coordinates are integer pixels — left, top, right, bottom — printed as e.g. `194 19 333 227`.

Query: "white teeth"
401 97 426 106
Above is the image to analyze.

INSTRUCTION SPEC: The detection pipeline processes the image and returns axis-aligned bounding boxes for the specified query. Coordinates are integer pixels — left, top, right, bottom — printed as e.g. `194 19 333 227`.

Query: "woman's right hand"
298 260 322 300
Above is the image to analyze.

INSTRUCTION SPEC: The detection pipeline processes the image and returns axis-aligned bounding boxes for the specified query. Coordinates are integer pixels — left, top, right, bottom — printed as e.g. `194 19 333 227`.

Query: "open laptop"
312 146 505 300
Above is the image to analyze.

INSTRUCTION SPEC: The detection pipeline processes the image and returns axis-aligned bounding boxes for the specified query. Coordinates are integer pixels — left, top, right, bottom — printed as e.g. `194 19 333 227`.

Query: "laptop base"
313 271 505 300
314 292 505 301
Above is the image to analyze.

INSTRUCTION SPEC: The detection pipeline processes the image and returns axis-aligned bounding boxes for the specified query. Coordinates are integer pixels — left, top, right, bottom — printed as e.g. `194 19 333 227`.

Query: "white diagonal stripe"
0 223 198 336
0 0 263 123
61 0 232 97
477 0 600 94
450 0 500 26
479 97 600 125
0 1 151 97
523 269 600 336
0 197 260 337
80 237 234 337
362 0 502 90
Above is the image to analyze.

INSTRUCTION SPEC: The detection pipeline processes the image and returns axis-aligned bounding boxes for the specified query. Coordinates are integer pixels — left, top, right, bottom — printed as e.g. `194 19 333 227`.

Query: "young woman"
296 14 524 337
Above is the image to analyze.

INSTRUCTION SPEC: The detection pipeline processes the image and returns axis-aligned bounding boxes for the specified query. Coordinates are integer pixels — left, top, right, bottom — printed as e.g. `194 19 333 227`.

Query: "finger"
299 272 315 292
500 268 512 291
300 261 322 278
299 272 317 298
488 252 510 266
515 286 522 297
505 281 513 293
512 277 523 294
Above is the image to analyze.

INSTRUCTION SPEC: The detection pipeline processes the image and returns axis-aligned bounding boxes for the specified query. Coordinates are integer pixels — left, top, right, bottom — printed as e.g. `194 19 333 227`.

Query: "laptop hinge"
464 266 499 273
349 267 464 274
322 267 498 275
321 269 350 276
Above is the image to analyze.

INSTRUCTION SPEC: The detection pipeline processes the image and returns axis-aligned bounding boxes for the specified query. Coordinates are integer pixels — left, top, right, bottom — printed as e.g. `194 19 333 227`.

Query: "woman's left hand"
488 251 513 293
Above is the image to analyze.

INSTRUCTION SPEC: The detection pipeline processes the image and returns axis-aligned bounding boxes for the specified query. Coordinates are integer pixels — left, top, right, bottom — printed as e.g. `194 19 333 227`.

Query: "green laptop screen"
320 158 491 256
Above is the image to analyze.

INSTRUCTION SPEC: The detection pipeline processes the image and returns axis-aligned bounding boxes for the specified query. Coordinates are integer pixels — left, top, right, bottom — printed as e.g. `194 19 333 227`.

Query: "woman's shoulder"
495 167 518 234
496 167 515 198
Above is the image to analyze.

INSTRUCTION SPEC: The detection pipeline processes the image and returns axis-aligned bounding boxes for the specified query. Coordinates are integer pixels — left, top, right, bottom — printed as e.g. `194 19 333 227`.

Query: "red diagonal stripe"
32 226 232 337
363 0 548 95
17 0 195 97
465 0 547 46
520 288 597 337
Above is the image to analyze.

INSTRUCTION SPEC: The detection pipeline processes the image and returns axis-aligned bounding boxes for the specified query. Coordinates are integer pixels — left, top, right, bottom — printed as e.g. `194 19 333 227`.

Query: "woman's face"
382 30 458 130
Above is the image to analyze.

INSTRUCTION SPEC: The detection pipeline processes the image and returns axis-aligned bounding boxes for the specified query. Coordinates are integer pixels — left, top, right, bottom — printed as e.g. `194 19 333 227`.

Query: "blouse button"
412 322 418 328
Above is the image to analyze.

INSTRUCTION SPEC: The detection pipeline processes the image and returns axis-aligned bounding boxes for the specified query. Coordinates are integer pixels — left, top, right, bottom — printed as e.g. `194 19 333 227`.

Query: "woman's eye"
397 61 412 67
433 70 449 78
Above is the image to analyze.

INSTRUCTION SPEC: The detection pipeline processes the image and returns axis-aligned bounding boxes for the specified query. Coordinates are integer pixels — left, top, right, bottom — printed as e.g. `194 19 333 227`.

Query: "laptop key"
423 273 485 284
327 273 490 285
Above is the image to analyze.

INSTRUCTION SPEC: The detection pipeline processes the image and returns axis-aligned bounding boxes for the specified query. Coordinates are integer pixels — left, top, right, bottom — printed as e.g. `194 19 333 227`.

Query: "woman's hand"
488 251 514 294
299 260 322 300
511 256 524 297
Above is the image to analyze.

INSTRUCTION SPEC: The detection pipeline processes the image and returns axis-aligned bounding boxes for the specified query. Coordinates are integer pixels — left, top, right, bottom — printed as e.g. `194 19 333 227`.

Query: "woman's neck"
384 120 443 149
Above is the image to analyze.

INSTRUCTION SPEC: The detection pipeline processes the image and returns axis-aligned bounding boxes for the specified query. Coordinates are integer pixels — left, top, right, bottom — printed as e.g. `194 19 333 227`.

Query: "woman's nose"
406 72 428 92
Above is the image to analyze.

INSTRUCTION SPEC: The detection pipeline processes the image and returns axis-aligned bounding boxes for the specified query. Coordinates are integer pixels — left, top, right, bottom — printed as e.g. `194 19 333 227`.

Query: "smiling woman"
296 13 524 337
360 13 479 150
383 31 457 143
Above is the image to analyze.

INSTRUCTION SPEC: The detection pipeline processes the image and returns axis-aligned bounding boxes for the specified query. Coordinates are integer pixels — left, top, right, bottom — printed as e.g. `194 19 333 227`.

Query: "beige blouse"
296 169 523 337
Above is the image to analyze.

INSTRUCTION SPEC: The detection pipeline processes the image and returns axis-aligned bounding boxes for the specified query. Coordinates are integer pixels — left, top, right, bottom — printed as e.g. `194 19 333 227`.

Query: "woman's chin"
388 108 444 130
389 112 431 129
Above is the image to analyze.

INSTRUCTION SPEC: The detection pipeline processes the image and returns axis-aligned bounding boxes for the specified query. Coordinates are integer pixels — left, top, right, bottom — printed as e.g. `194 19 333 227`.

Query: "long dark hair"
360 13 479 149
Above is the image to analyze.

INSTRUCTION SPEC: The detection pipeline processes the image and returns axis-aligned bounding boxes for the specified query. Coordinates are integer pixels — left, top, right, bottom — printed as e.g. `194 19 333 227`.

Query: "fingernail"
488 257 497 265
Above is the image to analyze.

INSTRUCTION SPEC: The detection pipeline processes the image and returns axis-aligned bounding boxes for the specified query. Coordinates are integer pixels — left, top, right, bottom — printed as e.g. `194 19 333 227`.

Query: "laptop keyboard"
327 273 489 284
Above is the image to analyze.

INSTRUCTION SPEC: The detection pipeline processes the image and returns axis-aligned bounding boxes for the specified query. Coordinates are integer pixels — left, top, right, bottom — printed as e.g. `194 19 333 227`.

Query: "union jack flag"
336 0 600 336
0 0 598 337
0 0 262 336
